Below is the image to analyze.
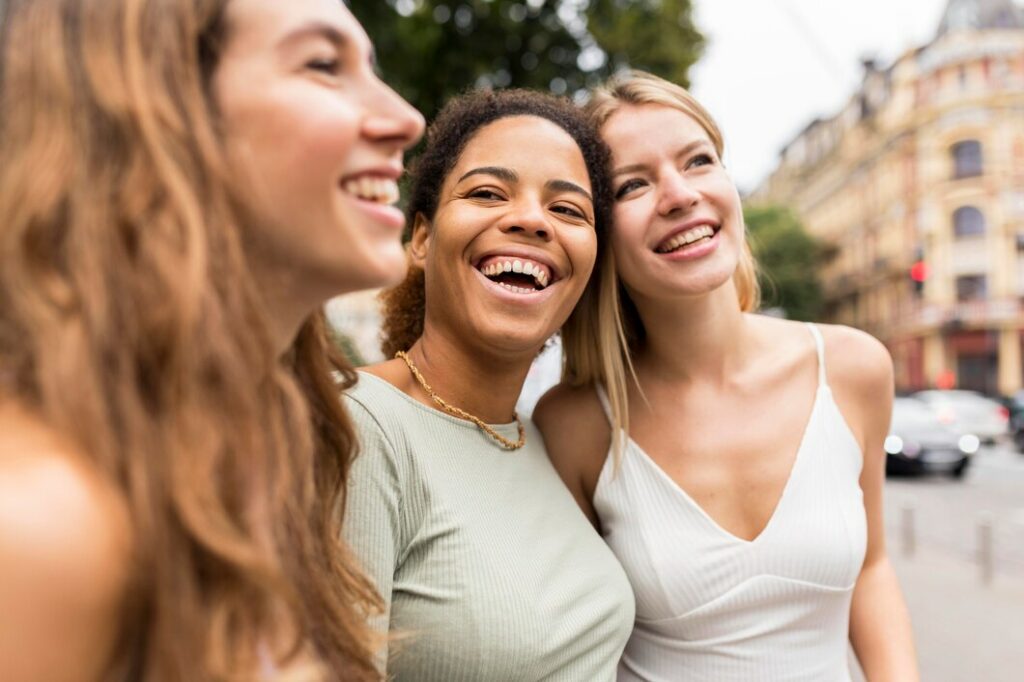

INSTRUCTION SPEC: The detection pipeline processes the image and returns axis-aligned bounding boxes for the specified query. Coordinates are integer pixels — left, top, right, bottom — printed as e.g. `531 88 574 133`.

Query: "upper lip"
340 164 403 182
473 246 564 282
653 217 719 249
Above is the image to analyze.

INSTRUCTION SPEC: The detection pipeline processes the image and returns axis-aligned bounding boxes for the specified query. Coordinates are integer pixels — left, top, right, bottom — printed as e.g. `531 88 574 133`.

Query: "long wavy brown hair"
0 0 380 679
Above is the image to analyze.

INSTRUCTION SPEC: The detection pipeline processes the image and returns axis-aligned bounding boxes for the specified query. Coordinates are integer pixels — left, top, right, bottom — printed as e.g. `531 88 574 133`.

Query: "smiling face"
411 115 598 355
212 0 424 297
602 103 744 306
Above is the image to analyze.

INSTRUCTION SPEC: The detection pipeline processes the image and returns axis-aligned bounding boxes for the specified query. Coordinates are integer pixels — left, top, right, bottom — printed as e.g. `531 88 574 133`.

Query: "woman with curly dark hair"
343 89 635 680
0 0 422 679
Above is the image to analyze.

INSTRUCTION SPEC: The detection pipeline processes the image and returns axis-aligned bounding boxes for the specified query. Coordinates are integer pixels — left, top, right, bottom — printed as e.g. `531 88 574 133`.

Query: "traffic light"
910 259 928 295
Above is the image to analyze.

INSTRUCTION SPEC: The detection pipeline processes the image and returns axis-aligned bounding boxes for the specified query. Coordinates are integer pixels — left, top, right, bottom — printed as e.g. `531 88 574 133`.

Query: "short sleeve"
341 394 406 668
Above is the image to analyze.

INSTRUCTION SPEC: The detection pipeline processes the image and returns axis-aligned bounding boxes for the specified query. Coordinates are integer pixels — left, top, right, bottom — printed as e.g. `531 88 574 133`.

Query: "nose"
500 196 552 241
656 168 700 216
362 77 425 153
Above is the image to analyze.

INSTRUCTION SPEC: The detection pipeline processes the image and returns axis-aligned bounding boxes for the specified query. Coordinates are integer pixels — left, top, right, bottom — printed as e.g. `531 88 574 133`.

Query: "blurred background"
337 1 1024 678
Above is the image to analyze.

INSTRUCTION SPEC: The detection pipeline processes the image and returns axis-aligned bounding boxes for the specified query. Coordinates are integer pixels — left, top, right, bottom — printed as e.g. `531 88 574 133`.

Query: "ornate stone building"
754 0 1024 394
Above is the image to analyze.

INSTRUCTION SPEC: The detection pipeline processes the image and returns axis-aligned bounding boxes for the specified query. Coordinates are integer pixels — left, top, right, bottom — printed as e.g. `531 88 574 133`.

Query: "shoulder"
816 324 894 444
0 405 131 678
817 323 893 397
533 382 610 487
534 382 608 452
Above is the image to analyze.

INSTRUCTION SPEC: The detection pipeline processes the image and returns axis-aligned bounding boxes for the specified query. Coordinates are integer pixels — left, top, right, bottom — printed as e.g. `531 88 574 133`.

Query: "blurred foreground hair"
0 0 380 678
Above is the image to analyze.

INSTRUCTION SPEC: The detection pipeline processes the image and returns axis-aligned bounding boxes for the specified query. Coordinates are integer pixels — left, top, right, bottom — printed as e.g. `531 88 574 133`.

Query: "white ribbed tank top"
594 323 867 681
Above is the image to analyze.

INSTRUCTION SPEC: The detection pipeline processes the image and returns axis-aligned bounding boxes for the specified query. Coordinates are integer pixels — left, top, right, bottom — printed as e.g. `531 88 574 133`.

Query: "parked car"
998 390 1024 452
885 397 980 478
911 389 1009 444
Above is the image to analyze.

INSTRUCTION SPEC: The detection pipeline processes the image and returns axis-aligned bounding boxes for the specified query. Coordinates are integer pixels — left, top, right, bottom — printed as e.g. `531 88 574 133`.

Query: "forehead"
224 0 369 51
602 104 711 160
450 115 590 182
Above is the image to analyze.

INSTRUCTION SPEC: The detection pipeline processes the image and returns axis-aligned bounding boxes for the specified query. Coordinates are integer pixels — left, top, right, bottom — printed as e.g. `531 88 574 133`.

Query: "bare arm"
0 418 131 681
827 327 919 681
533 383 611 528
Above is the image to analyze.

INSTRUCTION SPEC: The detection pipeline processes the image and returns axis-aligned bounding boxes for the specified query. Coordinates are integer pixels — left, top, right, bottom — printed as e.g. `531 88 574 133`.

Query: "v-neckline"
621 385 825 546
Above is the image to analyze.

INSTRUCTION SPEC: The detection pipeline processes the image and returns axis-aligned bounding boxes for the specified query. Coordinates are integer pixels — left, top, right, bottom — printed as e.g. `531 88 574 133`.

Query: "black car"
998 391 1024 452
885 397 979 478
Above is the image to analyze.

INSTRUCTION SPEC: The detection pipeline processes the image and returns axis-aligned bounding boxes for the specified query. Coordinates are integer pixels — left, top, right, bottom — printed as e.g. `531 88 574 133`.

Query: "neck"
632 281 750 385
249 258 326 358
402 323 537 424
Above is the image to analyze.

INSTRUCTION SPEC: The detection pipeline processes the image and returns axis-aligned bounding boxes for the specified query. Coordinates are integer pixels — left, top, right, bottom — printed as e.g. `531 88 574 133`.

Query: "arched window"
951 140 983 178
953 206 985 237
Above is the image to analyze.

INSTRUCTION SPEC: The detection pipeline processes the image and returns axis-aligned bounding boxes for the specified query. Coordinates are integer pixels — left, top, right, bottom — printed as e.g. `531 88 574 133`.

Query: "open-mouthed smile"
655 223 719 254
475 254 559 294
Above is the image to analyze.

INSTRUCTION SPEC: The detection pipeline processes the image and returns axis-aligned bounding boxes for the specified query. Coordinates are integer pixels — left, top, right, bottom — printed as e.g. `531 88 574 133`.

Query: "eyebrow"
611 140 713 176
547 179 593 203
456 166 518 184
279 21 349 50
456 167 593 202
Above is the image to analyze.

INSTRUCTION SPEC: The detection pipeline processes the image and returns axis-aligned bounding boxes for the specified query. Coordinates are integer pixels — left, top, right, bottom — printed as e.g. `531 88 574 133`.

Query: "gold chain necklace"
395 350 526 451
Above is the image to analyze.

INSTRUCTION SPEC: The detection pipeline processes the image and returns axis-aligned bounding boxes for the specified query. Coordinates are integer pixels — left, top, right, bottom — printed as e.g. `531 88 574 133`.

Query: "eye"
466 188 505 201
615 178 647 200
306 57 341 75
688 153 714 169
551 203 588 220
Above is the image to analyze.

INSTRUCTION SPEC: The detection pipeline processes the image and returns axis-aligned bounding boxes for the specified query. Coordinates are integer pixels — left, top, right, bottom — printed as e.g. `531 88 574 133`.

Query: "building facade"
754 0 1024 395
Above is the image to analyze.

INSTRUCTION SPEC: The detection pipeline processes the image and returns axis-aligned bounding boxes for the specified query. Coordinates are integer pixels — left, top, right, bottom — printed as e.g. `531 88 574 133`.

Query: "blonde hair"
563 71 760 460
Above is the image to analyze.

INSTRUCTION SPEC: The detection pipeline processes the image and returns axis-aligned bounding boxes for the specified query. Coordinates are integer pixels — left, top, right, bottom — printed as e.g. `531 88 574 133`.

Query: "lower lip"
472 268 556 305
347 194 406 231
656 230 720 261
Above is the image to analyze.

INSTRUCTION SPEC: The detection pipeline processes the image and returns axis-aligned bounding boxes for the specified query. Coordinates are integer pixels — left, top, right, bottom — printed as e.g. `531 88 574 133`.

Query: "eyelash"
306 58 341 75
552 204 586 220
689 153 714 168
467 188 505 201
615 179 646 200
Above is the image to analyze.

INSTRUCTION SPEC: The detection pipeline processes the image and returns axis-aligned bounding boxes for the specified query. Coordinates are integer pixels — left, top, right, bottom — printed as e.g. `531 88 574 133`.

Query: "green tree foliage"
745 205 823 322
350 0 704 121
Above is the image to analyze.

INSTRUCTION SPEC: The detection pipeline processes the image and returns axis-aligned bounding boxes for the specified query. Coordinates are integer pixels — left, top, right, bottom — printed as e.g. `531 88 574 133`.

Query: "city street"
852 443 1024 681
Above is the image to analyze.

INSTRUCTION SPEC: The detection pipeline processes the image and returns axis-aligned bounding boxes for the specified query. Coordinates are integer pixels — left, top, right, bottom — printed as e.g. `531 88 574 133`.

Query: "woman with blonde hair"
0 0 422 679
535 71 918 680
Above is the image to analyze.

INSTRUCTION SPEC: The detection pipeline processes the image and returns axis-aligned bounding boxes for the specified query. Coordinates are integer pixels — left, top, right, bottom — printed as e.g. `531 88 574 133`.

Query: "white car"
912 390 1009 444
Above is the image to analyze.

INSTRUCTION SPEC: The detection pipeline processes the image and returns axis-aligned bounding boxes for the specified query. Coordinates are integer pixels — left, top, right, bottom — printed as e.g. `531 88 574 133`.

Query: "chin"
475 322 554 357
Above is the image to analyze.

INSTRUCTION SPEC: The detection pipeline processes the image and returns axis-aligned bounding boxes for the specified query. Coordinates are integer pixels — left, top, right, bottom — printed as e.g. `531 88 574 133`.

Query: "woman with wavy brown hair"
0 0 422 680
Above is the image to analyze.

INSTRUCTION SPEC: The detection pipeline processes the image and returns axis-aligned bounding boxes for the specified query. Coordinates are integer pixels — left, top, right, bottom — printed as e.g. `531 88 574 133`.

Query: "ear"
409 212 432 269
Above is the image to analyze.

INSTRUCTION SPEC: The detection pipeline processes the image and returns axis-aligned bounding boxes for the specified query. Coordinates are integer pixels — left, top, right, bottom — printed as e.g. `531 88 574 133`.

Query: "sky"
688 0 954 193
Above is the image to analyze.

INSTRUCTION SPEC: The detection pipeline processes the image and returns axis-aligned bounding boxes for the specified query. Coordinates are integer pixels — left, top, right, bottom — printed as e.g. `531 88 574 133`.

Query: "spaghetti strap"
804 322 828 388
594 383 614 427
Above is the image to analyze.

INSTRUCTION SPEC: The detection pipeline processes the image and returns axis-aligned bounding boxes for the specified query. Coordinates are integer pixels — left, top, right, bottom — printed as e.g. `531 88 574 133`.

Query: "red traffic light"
910 260 928 283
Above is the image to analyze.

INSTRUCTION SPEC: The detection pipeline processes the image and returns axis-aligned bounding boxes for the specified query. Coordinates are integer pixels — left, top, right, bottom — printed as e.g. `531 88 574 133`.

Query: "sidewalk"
852 548 1024 681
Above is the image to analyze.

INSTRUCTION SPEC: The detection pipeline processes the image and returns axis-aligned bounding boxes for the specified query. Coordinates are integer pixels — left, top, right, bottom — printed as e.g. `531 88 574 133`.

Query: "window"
951 140 983 178
953 206 985 237
956 275 987 302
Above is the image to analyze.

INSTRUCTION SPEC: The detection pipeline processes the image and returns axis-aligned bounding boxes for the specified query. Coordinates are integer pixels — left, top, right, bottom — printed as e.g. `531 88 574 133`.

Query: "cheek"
227 93 362 185
567 228 598 278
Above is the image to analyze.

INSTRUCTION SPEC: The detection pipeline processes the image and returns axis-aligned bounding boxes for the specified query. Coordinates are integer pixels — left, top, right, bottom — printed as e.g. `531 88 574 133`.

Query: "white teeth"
498 282 534 294
657 225 715 253
342 176 400 205
477 256 554 290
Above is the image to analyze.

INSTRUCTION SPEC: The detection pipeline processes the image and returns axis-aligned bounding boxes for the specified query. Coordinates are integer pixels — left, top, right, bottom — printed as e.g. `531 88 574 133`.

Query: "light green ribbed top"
343 371 635 682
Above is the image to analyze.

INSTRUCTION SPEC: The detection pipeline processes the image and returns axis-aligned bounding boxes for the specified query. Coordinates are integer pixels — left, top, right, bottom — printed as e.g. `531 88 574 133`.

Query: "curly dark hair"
380 88 613 357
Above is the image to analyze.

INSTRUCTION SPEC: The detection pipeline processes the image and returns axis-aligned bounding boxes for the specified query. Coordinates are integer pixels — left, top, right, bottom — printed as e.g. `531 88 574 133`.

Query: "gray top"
343 372 635 681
